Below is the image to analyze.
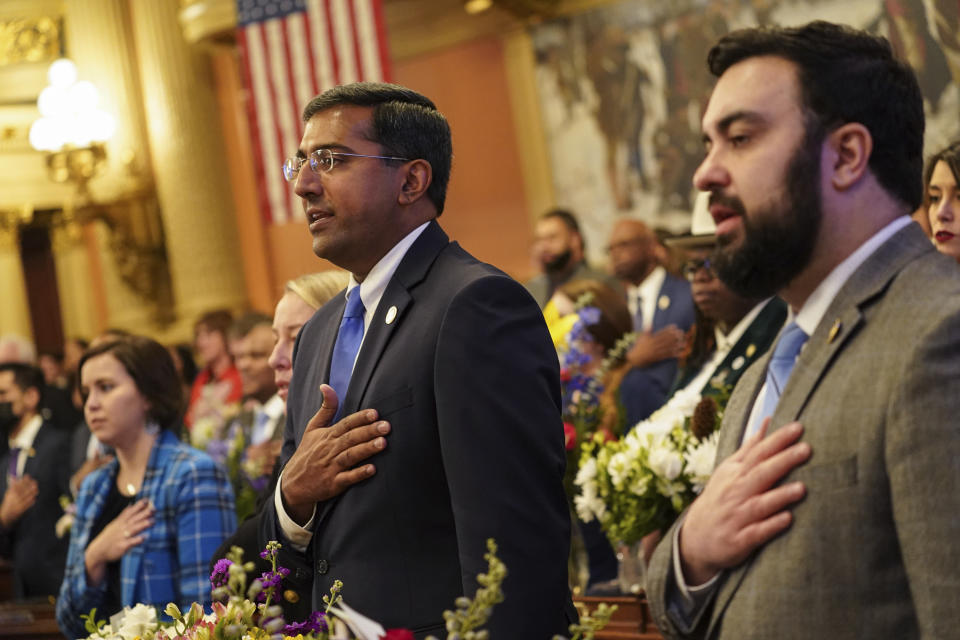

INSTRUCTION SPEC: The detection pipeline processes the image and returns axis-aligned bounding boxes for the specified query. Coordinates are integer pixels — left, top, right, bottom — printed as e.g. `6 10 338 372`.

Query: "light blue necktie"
747 321 809 438
328 287 366 421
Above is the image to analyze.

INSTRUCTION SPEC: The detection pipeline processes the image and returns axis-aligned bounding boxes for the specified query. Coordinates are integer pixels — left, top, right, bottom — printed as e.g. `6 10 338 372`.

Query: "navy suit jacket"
622 273 696 422
263 221 574 638
0 420 71 599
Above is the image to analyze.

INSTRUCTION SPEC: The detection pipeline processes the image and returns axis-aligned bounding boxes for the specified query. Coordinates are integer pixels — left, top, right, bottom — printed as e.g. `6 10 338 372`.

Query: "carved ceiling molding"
0 15 61 67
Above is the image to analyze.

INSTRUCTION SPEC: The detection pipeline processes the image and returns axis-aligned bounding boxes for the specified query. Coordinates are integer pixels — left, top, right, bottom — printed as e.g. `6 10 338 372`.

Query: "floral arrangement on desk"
574 381 730 547
544 295 635 498
78 539 611 640
190 405 265 522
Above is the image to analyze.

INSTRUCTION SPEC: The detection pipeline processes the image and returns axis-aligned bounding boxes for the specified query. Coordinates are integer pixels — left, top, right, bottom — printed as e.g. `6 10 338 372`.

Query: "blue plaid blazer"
57 430 236 639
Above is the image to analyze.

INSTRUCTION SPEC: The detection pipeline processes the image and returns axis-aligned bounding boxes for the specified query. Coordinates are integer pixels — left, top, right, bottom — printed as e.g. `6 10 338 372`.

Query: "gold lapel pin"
385 306 398 324
658 295 670 310
828 319 842 344
745 344 756 358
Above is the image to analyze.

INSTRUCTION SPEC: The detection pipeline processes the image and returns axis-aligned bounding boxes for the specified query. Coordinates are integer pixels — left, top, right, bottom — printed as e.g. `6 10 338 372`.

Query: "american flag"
236 0 391 224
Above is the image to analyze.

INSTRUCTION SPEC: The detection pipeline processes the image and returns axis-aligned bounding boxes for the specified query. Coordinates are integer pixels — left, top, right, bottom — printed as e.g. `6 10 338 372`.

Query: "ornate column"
128 0 246 331
0 223 33 341
61 0 164 333
50 221 98 341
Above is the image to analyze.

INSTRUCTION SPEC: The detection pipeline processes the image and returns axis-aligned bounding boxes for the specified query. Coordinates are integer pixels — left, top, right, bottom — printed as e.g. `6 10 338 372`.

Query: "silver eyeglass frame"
282 148 409 182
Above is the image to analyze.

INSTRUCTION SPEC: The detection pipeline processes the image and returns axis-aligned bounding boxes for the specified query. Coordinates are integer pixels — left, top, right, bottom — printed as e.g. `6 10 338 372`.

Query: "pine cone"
690 396 718 440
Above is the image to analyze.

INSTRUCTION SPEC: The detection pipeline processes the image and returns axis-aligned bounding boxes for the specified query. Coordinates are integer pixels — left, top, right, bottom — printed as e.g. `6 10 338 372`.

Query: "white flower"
685 431 720 491
114 604 157 640
575 455 597 484
574 486 606 522
648 438 684 481
606 451 632 490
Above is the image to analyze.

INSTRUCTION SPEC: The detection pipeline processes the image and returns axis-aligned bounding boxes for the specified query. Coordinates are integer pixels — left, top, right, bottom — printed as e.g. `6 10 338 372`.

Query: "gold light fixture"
29 59 173 322
464 0 494 14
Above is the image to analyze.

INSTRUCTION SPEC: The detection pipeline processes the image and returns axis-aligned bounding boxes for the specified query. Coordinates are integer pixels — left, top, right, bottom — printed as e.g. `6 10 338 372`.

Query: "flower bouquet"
77 538 617 640
573 384 726 547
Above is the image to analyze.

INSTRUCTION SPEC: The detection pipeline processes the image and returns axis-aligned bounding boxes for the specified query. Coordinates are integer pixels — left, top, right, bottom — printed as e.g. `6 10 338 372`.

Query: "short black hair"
707 20 924 210
539 208 584 250
302 82 453 215
0 362 44 402
923 140 960 208
79 335 183 433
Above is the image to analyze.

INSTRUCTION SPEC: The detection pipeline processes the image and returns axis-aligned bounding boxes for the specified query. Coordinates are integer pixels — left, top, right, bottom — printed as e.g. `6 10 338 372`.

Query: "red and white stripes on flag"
236 0 391 224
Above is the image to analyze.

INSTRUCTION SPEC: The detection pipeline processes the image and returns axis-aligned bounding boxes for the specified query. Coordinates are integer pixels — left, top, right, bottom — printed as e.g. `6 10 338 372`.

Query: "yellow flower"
544 301 579 349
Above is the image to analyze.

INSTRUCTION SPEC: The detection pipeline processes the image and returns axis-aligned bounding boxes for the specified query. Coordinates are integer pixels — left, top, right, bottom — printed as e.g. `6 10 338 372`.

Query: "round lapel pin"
385 305 398 324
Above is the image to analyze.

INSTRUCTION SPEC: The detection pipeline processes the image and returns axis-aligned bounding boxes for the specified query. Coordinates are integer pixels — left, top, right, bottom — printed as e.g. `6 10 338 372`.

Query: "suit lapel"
340 221 449 415
313 222 448 528
123 432 167 604
772 223 930 431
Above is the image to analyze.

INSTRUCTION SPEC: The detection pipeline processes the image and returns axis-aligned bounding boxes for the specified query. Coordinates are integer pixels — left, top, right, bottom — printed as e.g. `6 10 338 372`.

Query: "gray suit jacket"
647 222 960 639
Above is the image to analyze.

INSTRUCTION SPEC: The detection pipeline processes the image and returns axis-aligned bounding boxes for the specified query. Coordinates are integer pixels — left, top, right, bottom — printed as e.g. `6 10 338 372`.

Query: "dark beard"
544 249 573 274
712 130 823 299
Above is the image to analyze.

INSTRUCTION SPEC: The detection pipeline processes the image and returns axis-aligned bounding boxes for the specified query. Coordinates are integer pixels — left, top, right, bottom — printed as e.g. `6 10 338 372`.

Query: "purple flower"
255 567 291 602
283 611 328 635
210 558 232 589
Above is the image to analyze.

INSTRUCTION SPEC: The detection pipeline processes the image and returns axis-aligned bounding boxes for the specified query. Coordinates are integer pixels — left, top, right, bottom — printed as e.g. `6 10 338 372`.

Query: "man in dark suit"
606 219 696 422
0 363 70 599
646 21 960 639
260 83 573 638
524 208 622 308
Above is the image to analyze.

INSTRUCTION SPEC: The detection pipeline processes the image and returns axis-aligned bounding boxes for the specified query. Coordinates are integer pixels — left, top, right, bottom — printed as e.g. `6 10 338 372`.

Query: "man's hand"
627 325 687 368
0 474 38 528
679 420 811 586
280 384 390 524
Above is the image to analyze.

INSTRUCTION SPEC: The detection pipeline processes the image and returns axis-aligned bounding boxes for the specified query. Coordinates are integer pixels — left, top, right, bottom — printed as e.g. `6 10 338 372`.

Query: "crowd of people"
0 17 958 640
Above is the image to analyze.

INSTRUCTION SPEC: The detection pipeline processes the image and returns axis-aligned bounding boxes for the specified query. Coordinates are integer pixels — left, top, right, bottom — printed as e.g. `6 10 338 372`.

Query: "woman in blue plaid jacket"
57 336 236 639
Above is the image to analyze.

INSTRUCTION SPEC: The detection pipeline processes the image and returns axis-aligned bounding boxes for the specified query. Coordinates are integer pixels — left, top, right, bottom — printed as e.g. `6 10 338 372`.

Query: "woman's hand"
84 498 155 586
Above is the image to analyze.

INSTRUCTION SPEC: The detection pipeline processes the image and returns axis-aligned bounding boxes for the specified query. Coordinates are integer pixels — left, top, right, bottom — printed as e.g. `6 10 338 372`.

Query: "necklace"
125 483 137 496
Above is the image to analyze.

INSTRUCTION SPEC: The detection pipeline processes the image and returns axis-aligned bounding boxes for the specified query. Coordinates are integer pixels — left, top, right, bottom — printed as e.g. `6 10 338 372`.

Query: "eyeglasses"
682 257 715 281
282 148 409 182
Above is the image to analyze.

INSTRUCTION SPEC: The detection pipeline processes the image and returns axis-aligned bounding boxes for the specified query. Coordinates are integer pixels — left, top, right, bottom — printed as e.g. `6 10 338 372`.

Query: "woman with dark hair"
57 336 236 639
923 140 960 262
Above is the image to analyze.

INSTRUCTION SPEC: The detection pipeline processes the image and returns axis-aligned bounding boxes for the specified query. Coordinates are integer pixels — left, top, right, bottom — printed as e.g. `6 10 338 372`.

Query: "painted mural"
531 0 960 262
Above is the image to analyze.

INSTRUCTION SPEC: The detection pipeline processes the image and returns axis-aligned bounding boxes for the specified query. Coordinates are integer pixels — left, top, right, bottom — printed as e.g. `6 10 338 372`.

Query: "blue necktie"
747 321 809 439
328 287 366 421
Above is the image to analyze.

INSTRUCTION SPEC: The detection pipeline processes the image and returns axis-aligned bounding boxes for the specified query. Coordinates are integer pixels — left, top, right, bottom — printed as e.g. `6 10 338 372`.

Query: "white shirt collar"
10 413 42 451
793 216 911 336
628 266 667 332
714 298 771 353
637 265 666 302
262 393 285 420
347 221 431 331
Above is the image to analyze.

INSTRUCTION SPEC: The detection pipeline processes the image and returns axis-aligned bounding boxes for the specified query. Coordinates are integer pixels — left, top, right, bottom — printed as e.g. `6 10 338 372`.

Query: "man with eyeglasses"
261 82 575 638
660 225 786 414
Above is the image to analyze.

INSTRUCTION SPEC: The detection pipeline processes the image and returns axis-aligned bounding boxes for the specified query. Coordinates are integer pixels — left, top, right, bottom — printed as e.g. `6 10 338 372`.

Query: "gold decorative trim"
0 15 62 67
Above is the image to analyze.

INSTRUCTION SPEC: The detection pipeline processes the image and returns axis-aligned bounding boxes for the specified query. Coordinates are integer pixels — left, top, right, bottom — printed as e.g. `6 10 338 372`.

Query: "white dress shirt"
8 414 42 478
628 265 666 332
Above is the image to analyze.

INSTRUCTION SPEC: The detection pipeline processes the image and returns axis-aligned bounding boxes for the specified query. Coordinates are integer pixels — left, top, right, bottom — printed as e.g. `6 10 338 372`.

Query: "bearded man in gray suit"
646 21 960 640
